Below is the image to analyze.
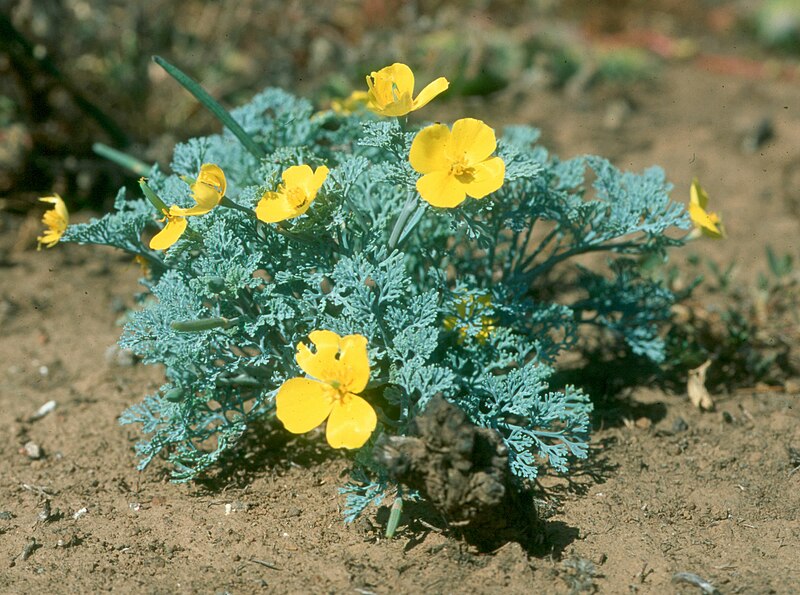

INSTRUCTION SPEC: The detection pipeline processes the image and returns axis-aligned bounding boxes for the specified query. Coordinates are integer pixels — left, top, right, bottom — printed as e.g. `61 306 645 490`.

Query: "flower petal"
296 330 343 383
412 77 449 111
381 63 415 97
282 164 315 189
464 156 506 199
40 195 69 225
338 334 370 394
447 118 497 165
409 124 452 174
416 170 467 208
690 178 709 210
689 203 723 238
366 63 416 116
326 393 377 449
306 165 330 196
149 215 187 250
276 377 335 434
255 191 296 223
198 163 227 196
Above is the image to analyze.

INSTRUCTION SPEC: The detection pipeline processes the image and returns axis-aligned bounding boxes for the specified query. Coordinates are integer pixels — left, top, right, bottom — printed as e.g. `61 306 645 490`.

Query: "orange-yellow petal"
37 195 69 250
689 202 723 238
296 331 370 394
366 63 416 116
282 164 315 189
326 393 377 449
255 191 296 224
282 164 329 196
296 330 343 383
409 124 452 174
197 163 227 195
447 118 497 165
336 334 370 394
189 163 226 213
149 214 187 250
690 178 708 210
412 76 449 111
381 63 415 97
275 377 335 434
40 195 69 225
463 156 506 199
416 170 467 208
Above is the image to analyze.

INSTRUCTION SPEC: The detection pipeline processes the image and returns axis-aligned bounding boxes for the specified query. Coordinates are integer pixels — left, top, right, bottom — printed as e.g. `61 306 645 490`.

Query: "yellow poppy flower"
688 178 724 239
331 90 369 115
443 294 496 344
147 163 226 250
409 118 506 208
37 195 69 250
276 330 377 449
171 163 227 217
149 208 188 250
365 63 449 117
255 165 329 224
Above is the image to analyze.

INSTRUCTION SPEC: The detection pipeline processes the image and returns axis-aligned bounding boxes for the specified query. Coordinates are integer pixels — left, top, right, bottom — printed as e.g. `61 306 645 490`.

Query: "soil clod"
375 396 539 551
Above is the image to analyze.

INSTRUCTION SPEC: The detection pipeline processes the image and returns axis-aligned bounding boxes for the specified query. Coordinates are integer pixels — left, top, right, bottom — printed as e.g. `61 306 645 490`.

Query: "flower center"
450 156 475 183
286 187 308 210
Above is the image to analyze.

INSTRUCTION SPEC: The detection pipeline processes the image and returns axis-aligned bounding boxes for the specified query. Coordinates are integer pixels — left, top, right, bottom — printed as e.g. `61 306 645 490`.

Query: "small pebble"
72 507 88 520
722 411 735 424
23 441 43 460
225 501 248 515
29 400 57 421
0 511 14 520
671 417 689 433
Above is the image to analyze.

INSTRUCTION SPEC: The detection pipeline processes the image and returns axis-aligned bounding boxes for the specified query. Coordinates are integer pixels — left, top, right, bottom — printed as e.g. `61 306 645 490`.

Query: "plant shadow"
193 416 342 493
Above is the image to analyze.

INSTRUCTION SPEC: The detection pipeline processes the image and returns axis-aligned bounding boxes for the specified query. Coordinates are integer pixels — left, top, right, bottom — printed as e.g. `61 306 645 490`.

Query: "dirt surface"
2 58 800 593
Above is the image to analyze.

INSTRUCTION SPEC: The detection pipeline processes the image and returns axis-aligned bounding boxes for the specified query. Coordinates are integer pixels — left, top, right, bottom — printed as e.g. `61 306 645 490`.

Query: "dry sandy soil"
2 59 800 593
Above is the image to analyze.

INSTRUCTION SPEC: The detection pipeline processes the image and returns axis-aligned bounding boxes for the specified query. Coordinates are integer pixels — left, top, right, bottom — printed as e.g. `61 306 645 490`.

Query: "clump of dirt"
376 396 539 551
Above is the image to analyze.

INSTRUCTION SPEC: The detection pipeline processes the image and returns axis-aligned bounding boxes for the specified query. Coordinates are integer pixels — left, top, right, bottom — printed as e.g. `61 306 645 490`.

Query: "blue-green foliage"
63 86 690 519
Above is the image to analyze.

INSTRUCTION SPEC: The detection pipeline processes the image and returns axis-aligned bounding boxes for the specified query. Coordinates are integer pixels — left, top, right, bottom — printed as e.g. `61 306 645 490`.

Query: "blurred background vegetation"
1 0 798 214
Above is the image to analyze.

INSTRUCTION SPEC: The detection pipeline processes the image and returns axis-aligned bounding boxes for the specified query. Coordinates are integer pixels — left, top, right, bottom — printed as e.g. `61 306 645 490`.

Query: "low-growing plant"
43 57 698 524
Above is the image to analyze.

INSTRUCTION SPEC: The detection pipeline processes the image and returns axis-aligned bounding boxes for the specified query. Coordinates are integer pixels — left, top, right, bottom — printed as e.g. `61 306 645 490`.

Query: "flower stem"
93 143 152 176
139 178 169 214
171 316 240 332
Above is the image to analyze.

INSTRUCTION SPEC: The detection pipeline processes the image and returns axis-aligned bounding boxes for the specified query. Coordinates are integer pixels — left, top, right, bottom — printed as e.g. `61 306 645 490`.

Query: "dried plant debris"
375 396 540 551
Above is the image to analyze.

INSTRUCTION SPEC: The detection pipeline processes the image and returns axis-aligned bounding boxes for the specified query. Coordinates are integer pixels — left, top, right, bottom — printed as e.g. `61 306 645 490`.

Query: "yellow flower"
688 178 724 239
37 194 69 250
365 63 449 117
148 163 226 250
409 118 506 208
276 330 377 449
331 90 369 115
172 163 227 217
255 165 329 224
443 294 496 344
149 208 188 250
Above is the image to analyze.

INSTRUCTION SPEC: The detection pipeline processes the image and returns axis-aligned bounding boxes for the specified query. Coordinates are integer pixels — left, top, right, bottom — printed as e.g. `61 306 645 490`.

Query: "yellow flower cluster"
443 294 496 344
